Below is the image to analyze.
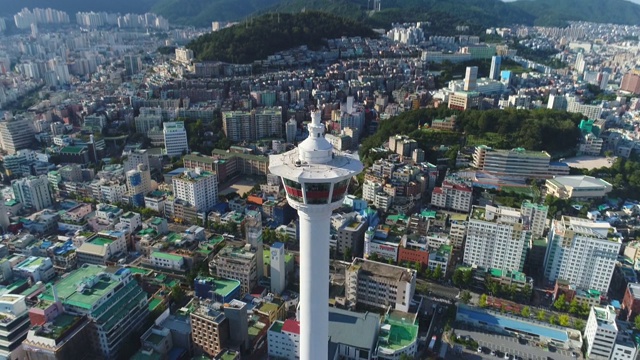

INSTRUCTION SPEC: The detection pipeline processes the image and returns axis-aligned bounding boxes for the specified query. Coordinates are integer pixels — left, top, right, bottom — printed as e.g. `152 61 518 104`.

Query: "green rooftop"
40 265 123 310
151 252 183 262
379 317 419 351
129 267 151 275
212 148 268 162
148 298 163 311
32 313 84 340
270 321 284 333
60 146 86 154
90 237 113 246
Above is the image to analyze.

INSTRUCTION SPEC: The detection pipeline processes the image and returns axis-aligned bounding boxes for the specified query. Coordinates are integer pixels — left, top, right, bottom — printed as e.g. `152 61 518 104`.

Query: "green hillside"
150 0 281 27
186 11 377 64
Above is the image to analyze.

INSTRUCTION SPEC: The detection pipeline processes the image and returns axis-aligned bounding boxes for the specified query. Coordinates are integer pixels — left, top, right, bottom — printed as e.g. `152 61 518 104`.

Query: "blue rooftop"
272 242 285 249
458 307 568 342
549 162 569 167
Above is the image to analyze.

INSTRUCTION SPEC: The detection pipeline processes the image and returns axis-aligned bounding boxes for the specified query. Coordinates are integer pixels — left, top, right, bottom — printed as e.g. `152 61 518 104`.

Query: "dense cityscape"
1 4 640 360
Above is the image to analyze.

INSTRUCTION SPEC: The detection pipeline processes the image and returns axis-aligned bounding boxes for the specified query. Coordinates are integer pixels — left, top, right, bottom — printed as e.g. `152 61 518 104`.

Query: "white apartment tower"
172 168 218 212
12 175 53 211
270 242 286 295
269 111 363 360
543 216 621 294
464 205 532 272
123 149 150 174
584 305 617 360
163 121 188 157
286 118 297 143
463 66 478 91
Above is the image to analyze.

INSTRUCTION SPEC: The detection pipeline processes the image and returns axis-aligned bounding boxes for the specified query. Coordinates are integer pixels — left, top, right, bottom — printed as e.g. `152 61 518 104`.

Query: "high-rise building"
222 107 284 142
222 300 249 351
463 66 478 91
37 265 148 359
270 242 286 295
269 111 363 360
0 115 34 154
520 201 548 238
123 55 142 76
464 205 532 272
489 56 501 80
620 70 640 95
163 121 188 157
599 71 610 90
285 118 297 143
584 305 617 360
472 146 556 179
547 94 568 110
543 216 621 293
575 52 586 74
172 168 218 212
245 217 264 279
431 181 473 213
12 175 53 211
123 149 150 174
126 164 152 207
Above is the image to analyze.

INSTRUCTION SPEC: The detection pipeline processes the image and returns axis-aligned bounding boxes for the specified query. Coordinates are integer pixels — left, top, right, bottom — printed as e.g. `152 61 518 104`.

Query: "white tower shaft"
298 208 331 359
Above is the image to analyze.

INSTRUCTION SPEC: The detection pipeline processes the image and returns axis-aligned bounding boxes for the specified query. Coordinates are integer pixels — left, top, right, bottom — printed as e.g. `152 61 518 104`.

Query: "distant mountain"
150 0 281 27
0 0 157 17
509 0 640 26
186 11 377 63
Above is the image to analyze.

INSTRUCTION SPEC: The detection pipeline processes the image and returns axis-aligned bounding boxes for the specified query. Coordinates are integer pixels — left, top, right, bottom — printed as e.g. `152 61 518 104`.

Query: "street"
453 328 579 360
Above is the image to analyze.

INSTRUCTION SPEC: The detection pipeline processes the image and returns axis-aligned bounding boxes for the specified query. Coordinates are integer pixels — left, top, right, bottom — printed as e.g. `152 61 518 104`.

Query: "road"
417 279 460 300
454 328 580 360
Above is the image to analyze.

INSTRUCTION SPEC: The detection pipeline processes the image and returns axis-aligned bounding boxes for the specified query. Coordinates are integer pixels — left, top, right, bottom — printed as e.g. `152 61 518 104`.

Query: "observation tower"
269 110 363 359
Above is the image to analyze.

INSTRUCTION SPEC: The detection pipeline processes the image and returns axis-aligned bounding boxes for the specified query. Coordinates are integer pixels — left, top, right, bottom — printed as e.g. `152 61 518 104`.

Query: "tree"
452 269 464 287
521 284 532 301
521 306 531 318
578 303 591 318
344 247 352 261
568 299 580 315
549 315 557 325
423 267 433 279
171 284 184 303
433 265 443 281
399 354 413 360
462 269 473 286
558 314 570 327
635 315 640 331
460 291 472 305
572 319 585 332
553 294 568 312
479 294 488 308
486 279 499 296
536 310 546 321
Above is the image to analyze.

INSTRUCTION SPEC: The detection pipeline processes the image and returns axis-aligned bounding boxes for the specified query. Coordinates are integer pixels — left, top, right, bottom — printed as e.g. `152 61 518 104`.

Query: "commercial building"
171 168 218 213
190 300 229 358
545 176 612 200
194 276 241 303
12 175 53 211
22 312 91 360
464 206 532 272
431 181 472 213
448 91 480 111
584 305 617 360
346 258 416 313
163 121 188 157
334 214 367 257
149 251 185 271
14 256 55 283
126 164 152 207
211 243 258 295
76 231 127 265
472 146 558 179
622 282 640 322
37 265 148 359
0 115 34 154
544 217 621 294
268 308 381 360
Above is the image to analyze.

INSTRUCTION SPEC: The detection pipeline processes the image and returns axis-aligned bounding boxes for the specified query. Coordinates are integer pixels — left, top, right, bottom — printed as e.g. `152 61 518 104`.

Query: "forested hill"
186 12 377 64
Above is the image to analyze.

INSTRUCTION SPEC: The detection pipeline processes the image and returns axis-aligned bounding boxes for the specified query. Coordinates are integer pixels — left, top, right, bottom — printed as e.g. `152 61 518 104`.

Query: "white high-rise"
584 305 617 360
575 52 586 74
270 242 286 295
269 111 363 360
286 118 297 143
463 205 532 272
163 121 188 158
543 216 621 293
489 56 501 81
464 66 478 91
172 168 217 212
0 115 34 155
12 175 53 211
520 201 548 238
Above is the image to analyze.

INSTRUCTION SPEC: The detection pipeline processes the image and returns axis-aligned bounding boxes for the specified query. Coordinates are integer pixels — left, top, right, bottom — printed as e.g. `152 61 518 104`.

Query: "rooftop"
31 313 85 341
151 251 183 262
60 146 86 154
547 175 612 190
350 258 414 283
89 237 113 246
329 307 380 350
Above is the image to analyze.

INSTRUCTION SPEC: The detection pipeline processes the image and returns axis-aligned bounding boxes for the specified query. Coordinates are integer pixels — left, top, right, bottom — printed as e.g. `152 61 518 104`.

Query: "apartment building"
172 168 218 213
12 175 53 211
431 181 472 212
346 258 416 313
544 216 621 294
0 115 34 154
463 205 532 272
520 201 548 238
222 107 283 142
190 301 230 357
0 294 30 359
